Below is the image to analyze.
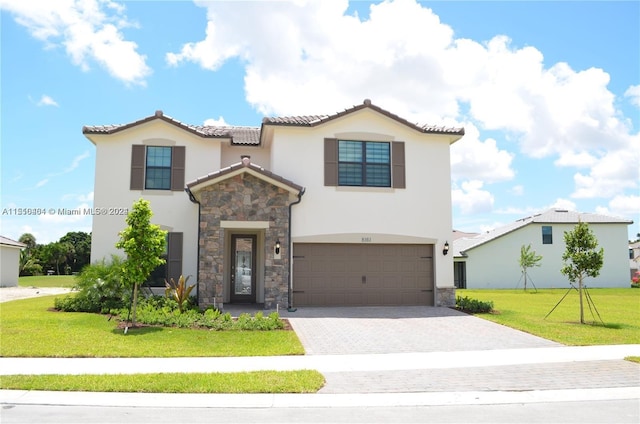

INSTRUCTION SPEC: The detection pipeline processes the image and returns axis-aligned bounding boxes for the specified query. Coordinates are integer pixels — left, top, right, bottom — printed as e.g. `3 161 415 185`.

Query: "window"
145 146 172 189
130 145 185 191
147 232 183 287
338 140 390 187
542 226 553 244
324 138 405 188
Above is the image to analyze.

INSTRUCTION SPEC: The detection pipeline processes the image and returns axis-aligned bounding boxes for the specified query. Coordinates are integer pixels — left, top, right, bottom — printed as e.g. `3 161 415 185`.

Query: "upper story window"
130 145 185 191
542 226 553 244
324 138 405 188
145 146 172 190
338 140 391 187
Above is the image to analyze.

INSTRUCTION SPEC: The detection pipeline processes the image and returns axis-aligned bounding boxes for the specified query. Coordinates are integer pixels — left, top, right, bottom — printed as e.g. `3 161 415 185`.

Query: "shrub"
456 295 494 314
632 271 640 288
55 256 128 313
116 297 285 330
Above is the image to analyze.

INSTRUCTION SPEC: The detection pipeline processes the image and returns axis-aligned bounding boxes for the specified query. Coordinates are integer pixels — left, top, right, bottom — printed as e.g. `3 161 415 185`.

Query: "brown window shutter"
392 141 406 188
130 145 145 190
166 232 183 282
171 146 185 191
324 138 338 186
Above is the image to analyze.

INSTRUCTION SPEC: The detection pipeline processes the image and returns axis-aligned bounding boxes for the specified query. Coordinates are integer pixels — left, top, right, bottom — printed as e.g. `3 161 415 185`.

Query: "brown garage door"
292 243 434 306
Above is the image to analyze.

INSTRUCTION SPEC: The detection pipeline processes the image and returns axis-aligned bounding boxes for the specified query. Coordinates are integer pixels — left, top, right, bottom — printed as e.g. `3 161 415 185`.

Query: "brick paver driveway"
282 306 560 355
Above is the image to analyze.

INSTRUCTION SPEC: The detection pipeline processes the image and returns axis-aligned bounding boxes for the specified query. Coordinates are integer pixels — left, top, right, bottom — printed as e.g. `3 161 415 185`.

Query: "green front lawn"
19 275 76 288
457 288 640 345
0 371 325 393
0 296 304 357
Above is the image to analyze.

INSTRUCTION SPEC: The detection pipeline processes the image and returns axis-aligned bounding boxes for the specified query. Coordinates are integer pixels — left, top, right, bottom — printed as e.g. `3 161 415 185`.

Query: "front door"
230 234 257 303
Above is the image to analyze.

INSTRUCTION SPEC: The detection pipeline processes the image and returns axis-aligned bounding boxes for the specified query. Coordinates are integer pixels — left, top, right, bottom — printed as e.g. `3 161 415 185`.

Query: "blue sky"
1 0 638 244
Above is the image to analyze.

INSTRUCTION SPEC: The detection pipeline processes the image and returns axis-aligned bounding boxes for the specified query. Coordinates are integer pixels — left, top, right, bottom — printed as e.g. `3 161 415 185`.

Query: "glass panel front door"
230 235 257 303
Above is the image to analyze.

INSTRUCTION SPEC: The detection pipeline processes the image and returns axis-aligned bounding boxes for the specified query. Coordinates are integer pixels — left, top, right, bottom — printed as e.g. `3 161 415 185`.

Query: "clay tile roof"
262 99 465 136
83 111 261 144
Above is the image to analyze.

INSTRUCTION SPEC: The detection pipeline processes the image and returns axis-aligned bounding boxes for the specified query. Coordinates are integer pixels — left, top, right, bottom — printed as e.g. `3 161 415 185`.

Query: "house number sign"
361 237 372 243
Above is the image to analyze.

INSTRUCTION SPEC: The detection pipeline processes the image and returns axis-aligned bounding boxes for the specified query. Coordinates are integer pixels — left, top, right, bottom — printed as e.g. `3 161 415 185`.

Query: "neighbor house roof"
83 100 464 146
0 236 27 249
453 209 633 257
186 156 304 198
263 99 465 136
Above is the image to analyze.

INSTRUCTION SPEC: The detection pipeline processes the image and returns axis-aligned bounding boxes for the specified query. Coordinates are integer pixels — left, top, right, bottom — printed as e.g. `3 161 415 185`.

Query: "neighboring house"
453 209 633 289
630 241 640 280
83 99 465 310
0 236 26 287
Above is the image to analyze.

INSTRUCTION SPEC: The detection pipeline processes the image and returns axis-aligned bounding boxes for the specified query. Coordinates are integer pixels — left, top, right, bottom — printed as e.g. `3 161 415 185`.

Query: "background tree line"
18 231 91 276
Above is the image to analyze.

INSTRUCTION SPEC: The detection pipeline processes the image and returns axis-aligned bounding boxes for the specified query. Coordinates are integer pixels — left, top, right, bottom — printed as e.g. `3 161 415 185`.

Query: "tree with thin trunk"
116 199 166 327
519 244 542 291
560 221 604 324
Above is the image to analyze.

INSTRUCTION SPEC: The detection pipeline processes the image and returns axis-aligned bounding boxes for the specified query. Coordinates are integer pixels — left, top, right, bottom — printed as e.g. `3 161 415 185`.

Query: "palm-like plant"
165 275 195 313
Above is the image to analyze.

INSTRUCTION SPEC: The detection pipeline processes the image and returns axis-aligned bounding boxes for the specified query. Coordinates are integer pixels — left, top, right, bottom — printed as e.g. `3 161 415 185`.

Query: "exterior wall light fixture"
443 241 450 256
275 240 281 255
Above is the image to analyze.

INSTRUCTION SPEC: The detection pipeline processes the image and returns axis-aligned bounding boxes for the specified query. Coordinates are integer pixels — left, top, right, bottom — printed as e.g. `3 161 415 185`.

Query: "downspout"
185 187 201 307
287 187 306 312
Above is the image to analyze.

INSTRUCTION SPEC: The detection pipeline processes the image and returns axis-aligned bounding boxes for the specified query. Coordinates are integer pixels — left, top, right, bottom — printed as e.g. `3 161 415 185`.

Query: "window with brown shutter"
147 231 183 287
324 138 338 186
166 232 183 283
392 141 405 188
129 145 186 191
130 145 145 190
171 146 185 191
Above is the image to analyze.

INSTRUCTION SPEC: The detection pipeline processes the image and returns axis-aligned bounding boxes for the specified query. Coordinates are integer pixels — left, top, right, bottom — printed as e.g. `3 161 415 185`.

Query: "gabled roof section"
186 156 304 198
0 235 27 249
83 110 260 145
262 99 465 136
453 209 633 257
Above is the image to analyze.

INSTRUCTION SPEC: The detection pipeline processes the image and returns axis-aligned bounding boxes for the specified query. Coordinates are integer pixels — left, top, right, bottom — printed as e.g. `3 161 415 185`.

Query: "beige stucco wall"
269 108 458 290
463 223 631 289
1 245 22 287
89 120 225 281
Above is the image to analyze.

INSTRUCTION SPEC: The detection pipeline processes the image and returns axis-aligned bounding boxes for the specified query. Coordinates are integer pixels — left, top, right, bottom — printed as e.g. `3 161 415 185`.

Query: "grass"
0 296 305 357
19 275 76 288
457 288 640 345
0 370 325 393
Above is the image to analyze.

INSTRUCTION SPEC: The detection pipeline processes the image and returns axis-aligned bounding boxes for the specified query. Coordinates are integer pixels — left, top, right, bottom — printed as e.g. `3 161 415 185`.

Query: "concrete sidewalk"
1 345 639 375
1 345 639 408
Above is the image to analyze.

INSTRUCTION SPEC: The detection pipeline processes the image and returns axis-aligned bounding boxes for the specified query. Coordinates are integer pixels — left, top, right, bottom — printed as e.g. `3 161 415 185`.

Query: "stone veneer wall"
437 287 456 307
197 173 297 310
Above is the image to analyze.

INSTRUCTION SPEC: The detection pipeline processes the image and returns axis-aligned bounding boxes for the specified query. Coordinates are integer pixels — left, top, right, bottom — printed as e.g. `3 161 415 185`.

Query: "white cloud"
509 185 524 196
571 145 640 198
451 124 514 183
625 85 640 107
452 180 494 215
204 116 229 126
596 195 640 221
1 0 150 85
168 0 638 210
37 94 59 107
547 198 577 211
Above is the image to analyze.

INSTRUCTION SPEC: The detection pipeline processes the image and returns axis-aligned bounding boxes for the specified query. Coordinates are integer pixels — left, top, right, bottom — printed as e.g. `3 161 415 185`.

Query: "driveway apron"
281 306 640 395
282 306 560 355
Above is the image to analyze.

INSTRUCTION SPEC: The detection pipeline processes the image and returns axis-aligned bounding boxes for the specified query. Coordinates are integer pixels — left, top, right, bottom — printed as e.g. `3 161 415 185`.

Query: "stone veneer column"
196 173 297 310
437 287 456 307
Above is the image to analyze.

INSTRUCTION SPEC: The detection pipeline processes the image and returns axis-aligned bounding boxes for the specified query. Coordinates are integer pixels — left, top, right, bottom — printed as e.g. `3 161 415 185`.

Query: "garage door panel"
293 243 435 307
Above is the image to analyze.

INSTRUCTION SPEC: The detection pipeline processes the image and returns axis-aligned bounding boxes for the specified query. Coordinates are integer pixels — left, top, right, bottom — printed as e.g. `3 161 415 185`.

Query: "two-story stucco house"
453 209 633 289
83 99 465 310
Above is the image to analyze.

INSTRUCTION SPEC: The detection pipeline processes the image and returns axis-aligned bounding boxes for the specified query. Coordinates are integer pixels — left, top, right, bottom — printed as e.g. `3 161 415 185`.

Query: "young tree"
519 244 542 291
561 221 604 324
116 199 166 326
